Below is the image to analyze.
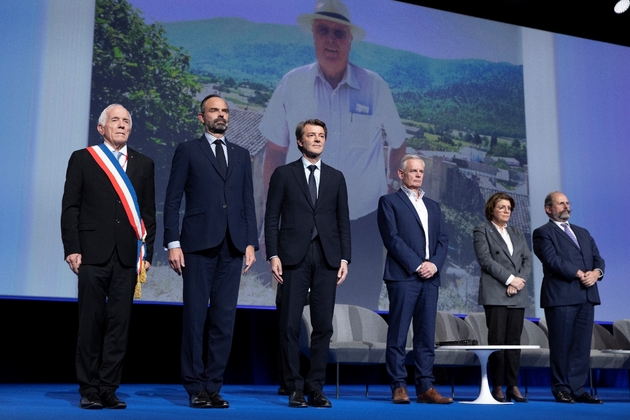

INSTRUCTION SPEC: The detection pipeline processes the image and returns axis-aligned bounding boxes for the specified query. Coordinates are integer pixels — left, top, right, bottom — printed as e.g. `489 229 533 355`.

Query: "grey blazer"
473 222 532 307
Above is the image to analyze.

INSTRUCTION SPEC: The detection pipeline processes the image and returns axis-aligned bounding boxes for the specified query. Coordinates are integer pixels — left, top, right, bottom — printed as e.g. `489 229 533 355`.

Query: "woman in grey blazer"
473 193 532 402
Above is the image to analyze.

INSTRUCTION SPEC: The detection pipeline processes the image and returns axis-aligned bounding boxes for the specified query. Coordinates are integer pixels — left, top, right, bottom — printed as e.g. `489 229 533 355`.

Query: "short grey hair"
399 154 424 171
98 104 132 129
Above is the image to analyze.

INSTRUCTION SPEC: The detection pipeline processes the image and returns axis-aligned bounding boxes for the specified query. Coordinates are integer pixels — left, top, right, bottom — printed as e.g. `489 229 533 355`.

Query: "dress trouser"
180 235 243 395
76 249 136 396
484 305 525 387
279 238 337 393
386 279 439 395
545 302 594 396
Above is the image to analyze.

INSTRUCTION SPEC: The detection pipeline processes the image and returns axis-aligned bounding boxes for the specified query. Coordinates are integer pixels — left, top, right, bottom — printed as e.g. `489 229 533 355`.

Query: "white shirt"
491 221 515 285
401 185 430 260
259 61 407 220
206 133 228 166
301 156 320 196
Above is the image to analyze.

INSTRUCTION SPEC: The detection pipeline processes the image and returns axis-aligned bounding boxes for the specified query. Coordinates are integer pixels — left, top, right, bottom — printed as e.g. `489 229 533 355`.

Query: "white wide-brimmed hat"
297 0 366 41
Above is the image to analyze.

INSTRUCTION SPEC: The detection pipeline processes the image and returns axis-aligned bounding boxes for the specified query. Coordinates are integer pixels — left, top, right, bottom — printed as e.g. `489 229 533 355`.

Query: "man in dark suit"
61 104 156 409
265 119 351 408
377 155 452 405
163 95 258 408
533 191 605 404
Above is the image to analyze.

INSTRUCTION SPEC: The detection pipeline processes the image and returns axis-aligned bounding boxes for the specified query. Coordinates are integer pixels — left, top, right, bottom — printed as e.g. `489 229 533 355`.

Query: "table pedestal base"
459 349 513 405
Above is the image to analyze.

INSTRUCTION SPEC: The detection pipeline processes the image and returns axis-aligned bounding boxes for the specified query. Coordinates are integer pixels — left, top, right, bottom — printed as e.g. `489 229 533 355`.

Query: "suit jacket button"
223 205 227 209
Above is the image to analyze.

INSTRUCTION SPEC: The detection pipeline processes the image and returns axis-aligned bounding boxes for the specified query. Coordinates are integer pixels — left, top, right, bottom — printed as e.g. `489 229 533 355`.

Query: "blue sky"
128 0 523 64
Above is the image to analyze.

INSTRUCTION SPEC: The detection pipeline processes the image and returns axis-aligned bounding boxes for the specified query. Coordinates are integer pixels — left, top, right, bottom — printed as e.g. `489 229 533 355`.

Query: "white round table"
438 345 540 404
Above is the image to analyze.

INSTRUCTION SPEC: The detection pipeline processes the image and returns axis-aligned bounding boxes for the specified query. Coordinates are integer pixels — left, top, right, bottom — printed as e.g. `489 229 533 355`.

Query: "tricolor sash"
87 144 147 298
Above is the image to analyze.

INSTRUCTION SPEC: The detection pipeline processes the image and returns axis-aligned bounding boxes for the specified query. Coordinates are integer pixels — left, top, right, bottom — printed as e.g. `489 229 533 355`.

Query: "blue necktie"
561 223 580 248
113 151 124 170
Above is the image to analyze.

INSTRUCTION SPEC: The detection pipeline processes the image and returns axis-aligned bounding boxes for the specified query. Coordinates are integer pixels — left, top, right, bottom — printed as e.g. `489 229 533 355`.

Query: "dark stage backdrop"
0 0 629 321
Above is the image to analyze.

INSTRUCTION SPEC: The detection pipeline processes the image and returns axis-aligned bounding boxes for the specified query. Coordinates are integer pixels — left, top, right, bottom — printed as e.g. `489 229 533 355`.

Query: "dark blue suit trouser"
386 279 438 395
545 301 594 396
180 236 242 395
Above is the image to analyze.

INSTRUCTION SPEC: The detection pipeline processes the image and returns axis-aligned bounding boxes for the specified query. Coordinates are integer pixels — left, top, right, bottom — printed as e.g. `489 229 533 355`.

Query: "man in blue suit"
533 191 604 404
377 155 452 404
163 95 258 408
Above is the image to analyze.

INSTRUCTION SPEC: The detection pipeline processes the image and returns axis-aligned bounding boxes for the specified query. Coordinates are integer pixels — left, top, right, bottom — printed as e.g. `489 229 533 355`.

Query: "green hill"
163 17 525 138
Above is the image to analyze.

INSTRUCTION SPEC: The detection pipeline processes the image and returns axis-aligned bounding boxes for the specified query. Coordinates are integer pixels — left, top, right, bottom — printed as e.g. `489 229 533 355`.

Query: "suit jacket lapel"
291 159 314 209
487 222 515 264
198 135 226 180
225 138 236 180
126 148 136 178
550 221 580 249
397 189 424 233
505 225 521 265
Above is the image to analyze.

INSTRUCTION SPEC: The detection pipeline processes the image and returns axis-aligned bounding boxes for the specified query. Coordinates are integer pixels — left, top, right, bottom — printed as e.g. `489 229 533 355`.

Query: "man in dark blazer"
61 104 156 409
163 95 258 408
377 155 452 405
265 119 351 408
533 191 605 404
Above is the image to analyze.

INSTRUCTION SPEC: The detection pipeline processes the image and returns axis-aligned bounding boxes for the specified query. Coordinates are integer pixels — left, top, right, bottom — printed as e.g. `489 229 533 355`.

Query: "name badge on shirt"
350 90 373 115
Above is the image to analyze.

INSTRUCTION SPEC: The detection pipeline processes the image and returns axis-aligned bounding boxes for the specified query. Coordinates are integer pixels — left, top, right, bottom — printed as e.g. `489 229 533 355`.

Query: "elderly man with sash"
61 103 156 410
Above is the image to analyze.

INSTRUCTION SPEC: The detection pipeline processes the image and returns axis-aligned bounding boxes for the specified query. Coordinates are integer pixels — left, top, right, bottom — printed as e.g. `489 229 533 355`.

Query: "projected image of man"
259 0 407 309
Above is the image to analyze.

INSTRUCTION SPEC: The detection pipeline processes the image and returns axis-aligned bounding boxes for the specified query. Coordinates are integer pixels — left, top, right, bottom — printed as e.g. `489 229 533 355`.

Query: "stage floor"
0 384 628 419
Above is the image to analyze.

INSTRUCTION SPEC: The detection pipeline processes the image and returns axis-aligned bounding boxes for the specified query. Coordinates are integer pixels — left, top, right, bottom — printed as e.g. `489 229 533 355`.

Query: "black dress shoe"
79 393 103 409
554 390 575 403
278 386 290 396
309 390 332 408
208 392 229 408
100 390 126 409
574 392 603 404
189 391 211 408
289 390 308 408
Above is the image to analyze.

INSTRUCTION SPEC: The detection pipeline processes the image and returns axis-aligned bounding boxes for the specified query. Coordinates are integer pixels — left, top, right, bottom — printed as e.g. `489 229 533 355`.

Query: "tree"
91 0 203 262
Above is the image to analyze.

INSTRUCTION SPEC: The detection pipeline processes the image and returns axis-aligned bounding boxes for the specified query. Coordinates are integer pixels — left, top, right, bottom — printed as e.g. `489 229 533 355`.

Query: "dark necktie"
561 223 580 248
308 165 318 205
214 139 227 176
308 165 318 239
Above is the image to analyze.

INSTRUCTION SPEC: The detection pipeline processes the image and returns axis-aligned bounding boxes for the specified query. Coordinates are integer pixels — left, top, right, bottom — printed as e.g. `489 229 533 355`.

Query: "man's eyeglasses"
315 25 349 40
